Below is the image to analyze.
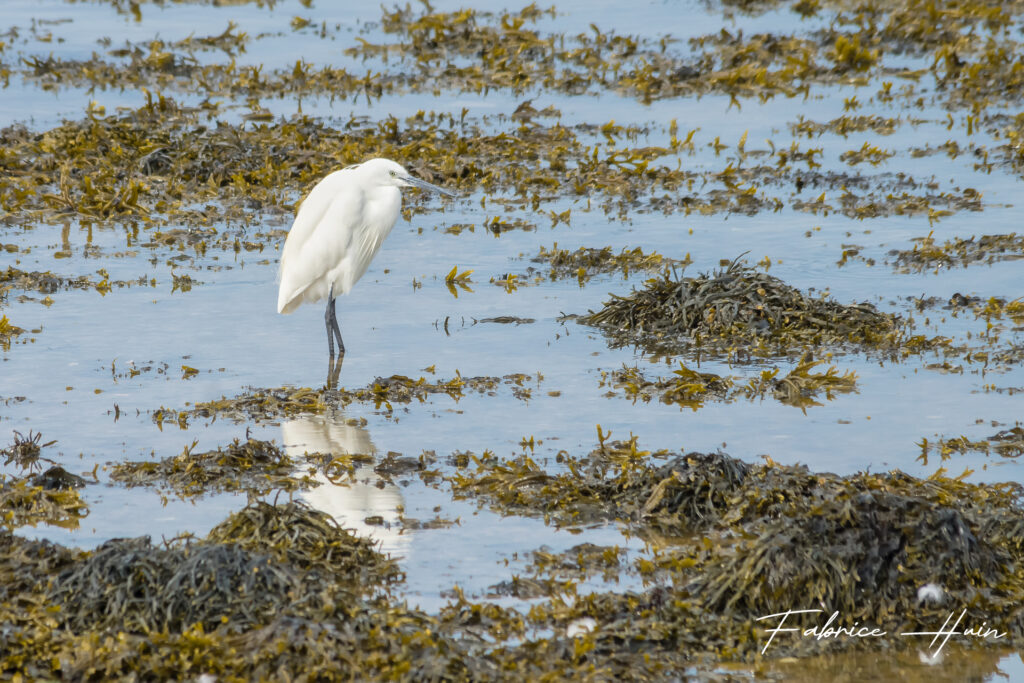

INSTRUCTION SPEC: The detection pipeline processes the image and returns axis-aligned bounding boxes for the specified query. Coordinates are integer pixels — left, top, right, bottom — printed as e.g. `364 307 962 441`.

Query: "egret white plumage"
277 158 454 357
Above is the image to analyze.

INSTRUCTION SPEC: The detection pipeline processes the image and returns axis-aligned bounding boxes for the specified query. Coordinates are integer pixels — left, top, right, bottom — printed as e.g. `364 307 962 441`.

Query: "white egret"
277 158 455 357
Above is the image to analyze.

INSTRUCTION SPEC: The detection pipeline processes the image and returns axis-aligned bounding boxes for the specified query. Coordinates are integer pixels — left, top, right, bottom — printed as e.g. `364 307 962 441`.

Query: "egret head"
360 158 456 197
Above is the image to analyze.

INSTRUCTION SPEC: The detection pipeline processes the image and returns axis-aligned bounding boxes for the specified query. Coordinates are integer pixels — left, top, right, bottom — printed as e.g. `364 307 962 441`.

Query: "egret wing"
277 170 363 313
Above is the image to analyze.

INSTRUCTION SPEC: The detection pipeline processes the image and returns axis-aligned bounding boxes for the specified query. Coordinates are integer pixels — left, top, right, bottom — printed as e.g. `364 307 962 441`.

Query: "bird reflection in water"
280 414 409 557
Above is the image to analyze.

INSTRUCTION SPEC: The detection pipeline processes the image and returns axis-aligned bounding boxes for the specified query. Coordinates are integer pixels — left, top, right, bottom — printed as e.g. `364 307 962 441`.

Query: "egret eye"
389 171 397 177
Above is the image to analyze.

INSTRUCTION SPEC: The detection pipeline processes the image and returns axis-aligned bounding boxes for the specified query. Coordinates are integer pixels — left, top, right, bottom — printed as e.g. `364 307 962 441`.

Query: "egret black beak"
404 175 456 198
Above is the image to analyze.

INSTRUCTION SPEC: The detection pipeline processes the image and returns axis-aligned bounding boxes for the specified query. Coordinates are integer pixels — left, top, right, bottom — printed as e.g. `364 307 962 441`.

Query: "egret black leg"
329 300 345 356
325 294 336 358
325 285 345 358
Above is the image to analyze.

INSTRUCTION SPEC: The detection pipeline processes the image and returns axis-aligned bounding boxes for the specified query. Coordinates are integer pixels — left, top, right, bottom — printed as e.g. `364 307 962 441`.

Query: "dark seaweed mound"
582 261 900 355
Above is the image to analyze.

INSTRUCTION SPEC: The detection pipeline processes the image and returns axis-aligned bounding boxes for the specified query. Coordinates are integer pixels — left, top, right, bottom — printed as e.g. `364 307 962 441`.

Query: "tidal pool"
2 0 1023 679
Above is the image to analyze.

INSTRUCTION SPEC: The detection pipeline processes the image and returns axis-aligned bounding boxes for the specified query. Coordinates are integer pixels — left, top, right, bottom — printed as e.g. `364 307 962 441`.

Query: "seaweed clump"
918 425 1024 464
890 232 1024 272
0 431 87 530
581 260 901 357
205 500 403 585
109 437 317 497
168 372 535 424
0 474 88 531
47 538 305 634
2 502 432 681
45 502 401 636
1 430 56 472
528 543 627 584
4 453 1024 676
0 266 146 295
609 357 858 411
534 244 690 284
0 315 24 350
449 438 1024 658
448 437 743 530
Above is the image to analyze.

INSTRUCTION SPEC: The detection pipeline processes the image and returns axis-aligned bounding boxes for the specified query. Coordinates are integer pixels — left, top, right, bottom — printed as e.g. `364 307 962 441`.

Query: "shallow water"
2 0 1023 678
